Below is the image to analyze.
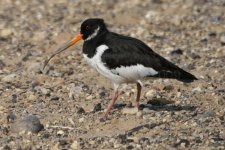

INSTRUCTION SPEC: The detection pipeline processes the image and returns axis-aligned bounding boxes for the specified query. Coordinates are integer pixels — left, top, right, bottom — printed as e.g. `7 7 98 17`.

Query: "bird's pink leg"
136 82 142 109
102 90 120 117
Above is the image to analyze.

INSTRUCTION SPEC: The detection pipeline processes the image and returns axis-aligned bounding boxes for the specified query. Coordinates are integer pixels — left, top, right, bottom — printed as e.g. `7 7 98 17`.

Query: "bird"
45 18 197 117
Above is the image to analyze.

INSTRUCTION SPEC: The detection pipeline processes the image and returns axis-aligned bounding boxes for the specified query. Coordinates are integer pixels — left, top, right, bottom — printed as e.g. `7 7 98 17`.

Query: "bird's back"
102 32 197 83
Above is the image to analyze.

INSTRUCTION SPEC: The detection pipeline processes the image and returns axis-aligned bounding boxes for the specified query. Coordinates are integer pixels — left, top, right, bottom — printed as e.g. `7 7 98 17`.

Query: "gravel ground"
0 0 225 149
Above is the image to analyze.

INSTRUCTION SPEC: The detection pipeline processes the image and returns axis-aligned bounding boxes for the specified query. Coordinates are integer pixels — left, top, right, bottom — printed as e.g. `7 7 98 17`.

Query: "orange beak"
43 33 83 70
67 33 83 48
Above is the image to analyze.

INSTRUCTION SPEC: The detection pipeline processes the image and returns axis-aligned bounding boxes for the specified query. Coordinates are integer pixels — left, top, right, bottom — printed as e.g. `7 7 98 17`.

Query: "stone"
93 103 102 112
86 95 93 100
0 106 7 114
71 141 78 149
79 118 84 123
176 92 181 98
69 84 82 100
192 86 202 92
114 102 127 109
59 139 68 145
38 87 50 95
1 145 11 150
22 51 32 61
127 145 134 149
27 62 41 73
114 142 122 149
32 31 48 42
145 90 156 99
136 111 143 117
2 74 16 82
68 118 75 126
99 87 107 98
50 96 59 101
7 112 16 123
145 10 160 23
1 28 13 37
42 132 50 139
88 140 95 145
11 115 44 133
77 107 85 114
0 59 5 69
11 94 17 103
57 130 64 135
170 49 183 56
163 85 174 91
27 94 37 101
203 111 215 118
174 139 190 148
220 35 225 45
122 108 139 115
51 143 60 150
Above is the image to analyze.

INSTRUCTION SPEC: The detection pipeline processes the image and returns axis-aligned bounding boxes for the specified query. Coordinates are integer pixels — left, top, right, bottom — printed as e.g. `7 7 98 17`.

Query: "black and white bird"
48 18 197 116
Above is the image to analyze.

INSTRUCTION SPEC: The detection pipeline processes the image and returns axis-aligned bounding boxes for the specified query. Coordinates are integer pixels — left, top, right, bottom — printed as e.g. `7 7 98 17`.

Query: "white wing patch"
111 64 158 81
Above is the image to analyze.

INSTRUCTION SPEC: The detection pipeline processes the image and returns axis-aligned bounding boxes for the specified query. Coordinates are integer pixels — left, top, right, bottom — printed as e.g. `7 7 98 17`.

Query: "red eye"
86 26 90 30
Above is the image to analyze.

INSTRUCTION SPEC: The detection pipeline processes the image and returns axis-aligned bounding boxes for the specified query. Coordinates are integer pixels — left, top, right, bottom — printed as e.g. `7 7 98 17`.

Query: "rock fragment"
11 115 44 133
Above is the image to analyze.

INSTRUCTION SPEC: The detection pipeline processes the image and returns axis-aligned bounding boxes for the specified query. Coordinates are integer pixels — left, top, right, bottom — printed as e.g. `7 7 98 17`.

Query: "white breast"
83 45 125 84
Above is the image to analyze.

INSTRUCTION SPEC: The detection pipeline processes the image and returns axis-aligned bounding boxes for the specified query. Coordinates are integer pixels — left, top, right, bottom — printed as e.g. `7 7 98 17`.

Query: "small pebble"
163 85 174 91
57 130 64 135
7 112 16 123
145 90 156 98
2 74 16 82
93 103 102 112
11 94 17 103
27 94 36 101
50 96 59 101
170 49 183 56
220 35 225 45
79 118 84 123
71 141 78 149
77 107 85 114
122 108 139 115
1 28 12 37
59 139 68 145
192 86 202 92
203 111 215 118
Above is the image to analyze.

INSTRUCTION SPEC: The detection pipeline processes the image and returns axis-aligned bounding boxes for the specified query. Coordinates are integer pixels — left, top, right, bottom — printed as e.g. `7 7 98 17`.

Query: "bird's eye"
86 26 90 30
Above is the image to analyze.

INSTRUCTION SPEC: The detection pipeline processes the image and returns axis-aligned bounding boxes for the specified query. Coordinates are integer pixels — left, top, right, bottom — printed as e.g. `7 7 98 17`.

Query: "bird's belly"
83 54 126 84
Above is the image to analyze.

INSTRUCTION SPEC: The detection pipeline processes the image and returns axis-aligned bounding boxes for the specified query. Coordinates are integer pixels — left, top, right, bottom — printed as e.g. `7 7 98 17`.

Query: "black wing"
102 32 197 83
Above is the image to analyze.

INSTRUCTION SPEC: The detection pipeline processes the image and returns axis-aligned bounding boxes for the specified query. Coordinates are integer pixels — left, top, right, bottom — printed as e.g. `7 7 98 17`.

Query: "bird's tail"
152 69 198 83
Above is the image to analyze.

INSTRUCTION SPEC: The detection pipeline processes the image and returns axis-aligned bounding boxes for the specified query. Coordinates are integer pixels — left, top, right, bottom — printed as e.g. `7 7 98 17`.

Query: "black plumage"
52 18 198 117
84 31 197 83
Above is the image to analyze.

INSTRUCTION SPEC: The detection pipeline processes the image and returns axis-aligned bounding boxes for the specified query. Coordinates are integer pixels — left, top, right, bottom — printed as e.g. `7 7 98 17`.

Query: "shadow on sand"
114 97 197 112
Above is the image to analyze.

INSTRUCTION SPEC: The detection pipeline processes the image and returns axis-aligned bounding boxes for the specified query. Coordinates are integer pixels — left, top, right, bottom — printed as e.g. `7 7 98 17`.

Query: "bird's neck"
83 30 108 58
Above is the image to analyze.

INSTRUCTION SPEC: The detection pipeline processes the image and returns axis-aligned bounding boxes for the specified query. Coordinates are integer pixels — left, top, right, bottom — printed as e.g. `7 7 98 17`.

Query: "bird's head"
57 18 107 49
42 18 107 69
80 18 107 41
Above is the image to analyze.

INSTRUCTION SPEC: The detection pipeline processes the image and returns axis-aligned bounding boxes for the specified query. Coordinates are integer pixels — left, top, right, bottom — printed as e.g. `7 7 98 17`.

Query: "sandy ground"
0 0 224 149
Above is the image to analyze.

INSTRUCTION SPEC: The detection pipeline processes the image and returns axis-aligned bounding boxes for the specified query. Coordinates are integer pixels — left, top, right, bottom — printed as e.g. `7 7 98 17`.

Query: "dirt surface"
0 0 225 149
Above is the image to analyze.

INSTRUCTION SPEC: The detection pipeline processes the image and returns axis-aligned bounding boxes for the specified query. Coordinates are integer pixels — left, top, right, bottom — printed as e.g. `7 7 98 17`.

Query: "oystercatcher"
44 18 197 116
